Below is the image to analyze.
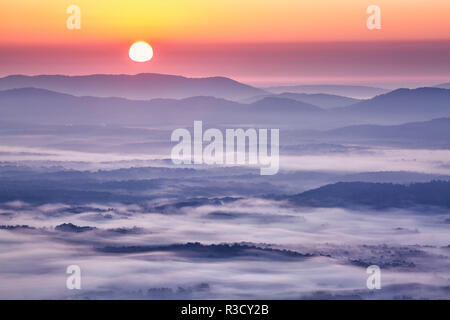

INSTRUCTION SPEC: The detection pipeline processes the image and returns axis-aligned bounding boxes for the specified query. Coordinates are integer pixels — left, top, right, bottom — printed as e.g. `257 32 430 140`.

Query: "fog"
1 194 448 299
0 115 449 300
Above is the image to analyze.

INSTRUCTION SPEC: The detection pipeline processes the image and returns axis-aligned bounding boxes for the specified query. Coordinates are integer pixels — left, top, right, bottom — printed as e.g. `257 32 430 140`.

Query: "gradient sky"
1 0 450 85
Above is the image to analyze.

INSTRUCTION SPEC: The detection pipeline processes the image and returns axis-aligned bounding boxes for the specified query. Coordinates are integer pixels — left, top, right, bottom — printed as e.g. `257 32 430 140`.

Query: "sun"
129 41 153 62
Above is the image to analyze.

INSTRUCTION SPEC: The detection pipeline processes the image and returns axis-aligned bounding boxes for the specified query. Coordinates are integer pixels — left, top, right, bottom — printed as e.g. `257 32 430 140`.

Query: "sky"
1 0 450 85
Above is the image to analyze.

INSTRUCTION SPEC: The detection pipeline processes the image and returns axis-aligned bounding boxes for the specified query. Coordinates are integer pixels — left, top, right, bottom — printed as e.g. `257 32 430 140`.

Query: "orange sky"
1 1 449 84
2 0 450 45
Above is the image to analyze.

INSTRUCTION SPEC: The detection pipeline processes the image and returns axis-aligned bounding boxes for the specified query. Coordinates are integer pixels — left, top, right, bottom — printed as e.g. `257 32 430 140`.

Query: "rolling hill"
338 88 450 120
1 85 449 127
286 181 450 209
0 88 324 126
0 73 267 100
250 97 323 113
324 118 450 142
0 87 242 125
243 92 360 109
265 84 387 99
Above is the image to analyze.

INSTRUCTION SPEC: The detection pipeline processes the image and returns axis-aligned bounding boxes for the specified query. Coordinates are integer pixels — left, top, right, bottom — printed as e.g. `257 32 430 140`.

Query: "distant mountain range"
250 97 323 113
338 171 450 184
322 118 450 142
286 181 450 209
0 73 267 100
242 92 360 109
265 84 388 99
0 88 240 125
0 87 323 125
331 87 450 123
0 85 449 127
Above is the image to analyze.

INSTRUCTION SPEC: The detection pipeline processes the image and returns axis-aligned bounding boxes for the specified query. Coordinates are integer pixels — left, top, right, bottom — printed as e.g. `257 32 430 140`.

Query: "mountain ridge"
265 84 388 99
334 87 450 122
242 92 360 108
286 181 450 209
0 87 324 125
1 86 449 127
0 73 267 100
